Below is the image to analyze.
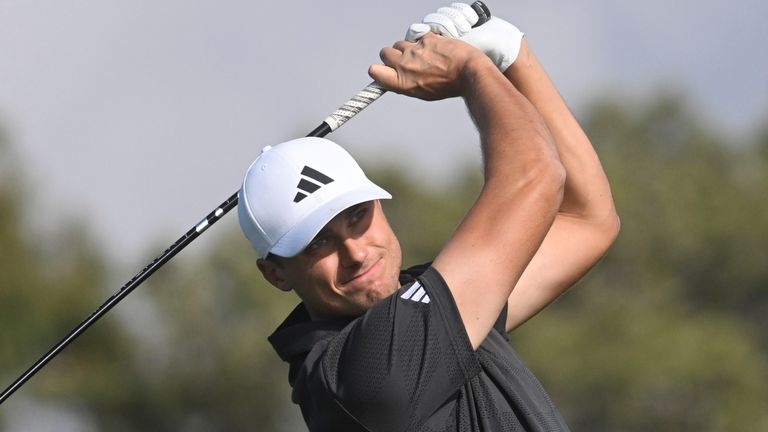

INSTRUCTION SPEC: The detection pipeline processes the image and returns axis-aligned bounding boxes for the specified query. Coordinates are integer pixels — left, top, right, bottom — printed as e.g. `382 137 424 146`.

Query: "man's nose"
339 237 367 268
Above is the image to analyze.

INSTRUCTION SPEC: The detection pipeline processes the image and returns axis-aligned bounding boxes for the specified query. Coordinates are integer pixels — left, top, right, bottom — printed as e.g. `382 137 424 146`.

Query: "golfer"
238 4 618 431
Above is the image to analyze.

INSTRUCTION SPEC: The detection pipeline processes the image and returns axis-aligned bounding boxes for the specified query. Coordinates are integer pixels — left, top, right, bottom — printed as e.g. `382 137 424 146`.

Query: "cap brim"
269 184 391 258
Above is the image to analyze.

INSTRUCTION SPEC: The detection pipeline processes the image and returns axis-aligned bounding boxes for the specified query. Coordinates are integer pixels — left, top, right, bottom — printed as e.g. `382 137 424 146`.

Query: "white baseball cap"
237 137 391 258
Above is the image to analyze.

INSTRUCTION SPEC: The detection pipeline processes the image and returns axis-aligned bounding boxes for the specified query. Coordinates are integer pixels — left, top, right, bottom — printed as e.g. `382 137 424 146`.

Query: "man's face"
259 200 402 320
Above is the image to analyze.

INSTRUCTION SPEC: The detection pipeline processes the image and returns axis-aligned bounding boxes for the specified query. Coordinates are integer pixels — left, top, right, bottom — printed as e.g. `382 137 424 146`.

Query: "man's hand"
406 3 525 73
368 33 491 101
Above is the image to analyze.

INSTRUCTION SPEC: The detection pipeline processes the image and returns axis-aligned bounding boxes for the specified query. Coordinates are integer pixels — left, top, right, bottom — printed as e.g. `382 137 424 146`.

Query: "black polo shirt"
268 265 571 431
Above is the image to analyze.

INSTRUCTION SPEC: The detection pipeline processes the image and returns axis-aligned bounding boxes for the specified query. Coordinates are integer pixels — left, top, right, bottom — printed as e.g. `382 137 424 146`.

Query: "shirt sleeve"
320 266 481 431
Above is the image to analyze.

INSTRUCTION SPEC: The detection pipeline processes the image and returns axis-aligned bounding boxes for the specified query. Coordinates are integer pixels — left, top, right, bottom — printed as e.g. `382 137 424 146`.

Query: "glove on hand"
405 3 524 72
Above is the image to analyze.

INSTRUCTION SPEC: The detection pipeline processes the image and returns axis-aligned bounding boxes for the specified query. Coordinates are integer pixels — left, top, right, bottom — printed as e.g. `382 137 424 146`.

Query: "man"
238 3 619 431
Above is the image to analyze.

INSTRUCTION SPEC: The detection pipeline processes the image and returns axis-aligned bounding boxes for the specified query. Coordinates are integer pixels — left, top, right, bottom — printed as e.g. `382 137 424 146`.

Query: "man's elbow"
608 211 621 246
597 207 621 251
584 187 621 250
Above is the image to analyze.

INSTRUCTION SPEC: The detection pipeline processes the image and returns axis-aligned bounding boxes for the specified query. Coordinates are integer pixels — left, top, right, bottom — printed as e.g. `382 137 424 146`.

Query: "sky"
1 0 766 269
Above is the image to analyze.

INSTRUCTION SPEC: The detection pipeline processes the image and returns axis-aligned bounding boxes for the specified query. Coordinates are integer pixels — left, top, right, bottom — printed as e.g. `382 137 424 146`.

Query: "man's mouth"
342 258 382 285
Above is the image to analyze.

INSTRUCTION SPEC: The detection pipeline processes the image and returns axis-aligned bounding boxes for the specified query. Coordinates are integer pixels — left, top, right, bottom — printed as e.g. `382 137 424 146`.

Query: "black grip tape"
471 1 492 27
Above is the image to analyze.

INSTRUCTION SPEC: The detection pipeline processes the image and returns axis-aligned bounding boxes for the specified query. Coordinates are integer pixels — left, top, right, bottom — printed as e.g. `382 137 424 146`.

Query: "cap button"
261 145 272 154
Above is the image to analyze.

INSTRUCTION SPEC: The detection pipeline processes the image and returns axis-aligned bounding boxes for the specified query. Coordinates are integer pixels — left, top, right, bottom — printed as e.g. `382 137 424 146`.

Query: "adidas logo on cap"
294 166 334 203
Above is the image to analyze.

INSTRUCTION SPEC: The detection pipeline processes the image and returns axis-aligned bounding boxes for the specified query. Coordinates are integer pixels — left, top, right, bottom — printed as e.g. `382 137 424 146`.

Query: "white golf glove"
405 3 524 72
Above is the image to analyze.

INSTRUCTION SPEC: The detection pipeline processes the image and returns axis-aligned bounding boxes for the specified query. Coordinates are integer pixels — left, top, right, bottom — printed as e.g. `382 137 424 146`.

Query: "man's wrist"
502 39 529 75
459 52 504 95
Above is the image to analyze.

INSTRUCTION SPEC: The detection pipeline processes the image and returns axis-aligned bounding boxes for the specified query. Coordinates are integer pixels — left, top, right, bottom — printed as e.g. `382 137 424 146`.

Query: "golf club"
0 0 491 405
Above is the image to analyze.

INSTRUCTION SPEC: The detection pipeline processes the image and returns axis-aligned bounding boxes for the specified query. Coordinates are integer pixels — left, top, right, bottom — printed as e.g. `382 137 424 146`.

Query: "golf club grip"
0 1 493 405
322 82 387 132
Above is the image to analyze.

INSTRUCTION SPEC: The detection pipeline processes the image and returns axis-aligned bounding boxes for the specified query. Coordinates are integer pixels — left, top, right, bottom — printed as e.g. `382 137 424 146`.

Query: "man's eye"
307 238 328 251
350 206 368 224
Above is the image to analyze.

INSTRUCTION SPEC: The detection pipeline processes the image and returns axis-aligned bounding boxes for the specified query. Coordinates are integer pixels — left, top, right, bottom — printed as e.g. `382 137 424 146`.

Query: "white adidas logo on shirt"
400 281 431 304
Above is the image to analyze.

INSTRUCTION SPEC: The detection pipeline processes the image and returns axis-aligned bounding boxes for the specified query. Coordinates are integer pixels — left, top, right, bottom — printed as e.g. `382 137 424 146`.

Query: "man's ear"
257 258 292 292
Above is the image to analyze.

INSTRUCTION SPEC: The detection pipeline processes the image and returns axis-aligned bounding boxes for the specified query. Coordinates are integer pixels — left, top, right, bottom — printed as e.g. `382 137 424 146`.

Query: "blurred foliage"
510 95 768 431
108 232 301 431
0 125 135 425
1 94 767 431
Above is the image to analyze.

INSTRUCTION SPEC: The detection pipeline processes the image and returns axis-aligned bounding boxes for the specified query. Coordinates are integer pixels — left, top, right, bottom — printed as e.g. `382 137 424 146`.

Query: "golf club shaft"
0 82 387 405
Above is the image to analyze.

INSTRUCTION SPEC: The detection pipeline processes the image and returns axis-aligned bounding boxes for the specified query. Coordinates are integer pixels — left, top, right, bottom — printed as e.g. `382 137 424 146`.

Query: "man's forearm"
462 54 559 184
427 43 566 349
504 41 617 224
500 40 619 331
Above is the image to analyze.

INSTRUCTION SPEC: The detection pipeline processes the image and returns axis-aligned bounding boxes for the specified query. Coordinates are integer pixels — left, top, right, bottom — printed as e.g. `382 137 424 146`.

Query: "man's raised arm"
370 32 565 349
501 40 620 331
413 6 620 332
